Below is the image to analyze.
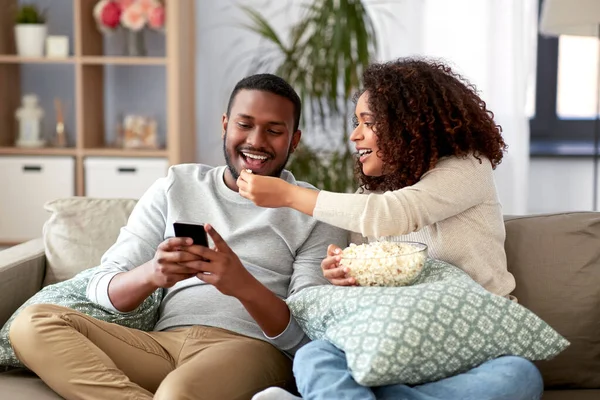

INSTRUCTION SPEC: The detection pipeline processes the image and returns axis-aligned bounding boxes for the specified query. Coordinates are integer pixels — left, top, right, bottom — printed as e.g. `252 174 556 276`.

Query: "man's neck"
222 169 240 192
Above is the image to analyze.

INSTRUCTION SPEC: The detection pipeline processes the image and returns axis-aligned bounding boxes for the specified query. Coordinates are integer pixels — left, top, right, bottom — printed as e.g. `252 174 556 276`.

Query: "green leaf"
15 4 46 24
239 5 288 53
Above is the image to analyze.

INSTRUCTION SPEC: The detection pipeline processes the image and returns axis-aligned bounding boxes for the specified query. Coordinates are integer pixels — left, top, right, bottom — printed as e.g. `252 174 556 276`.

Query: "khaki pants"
9 304 293 400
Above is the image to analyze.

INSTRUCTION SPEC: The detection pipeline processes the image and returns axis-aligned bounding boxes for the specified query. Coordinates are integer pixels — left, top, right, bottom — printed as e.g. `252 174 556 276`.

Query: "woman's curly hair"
354 58 507 192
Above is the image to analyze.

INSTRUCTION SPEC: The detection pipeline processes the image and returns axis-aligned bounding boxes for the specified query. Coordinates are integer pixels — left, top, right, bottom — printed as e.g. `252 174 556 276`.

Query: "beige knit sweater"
313 155 516 297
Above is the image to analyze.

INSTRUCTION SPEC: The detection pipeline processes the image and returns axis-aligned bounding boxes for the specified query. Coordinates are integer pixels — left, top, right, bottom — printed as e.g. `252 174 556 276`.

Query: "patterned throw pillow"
287 259 569 386
0 267 162 368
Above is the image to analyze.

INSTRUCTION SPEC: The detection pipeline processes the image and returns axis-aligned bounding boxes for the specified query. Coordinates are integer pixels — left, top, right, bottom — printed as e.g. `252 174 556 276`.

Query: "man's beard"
223 131 292 180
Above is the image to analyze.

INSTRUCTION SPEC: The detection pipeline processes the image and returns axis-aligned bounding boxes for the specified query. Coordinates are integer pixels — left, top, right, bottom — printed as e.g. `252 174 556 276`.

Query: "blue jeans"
293 340 543 400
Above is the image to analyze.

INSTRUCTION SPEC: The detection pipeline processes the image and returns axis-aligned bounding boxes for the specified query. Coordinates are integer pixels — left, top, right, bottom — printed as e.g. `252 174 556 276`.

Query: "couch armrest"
0 239 46 326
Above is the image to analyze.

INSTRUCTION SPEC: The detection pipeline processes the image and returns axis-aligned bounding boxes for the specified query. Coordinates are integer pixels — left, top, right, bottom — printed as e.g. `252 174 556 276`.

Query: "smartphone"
173 222 209 247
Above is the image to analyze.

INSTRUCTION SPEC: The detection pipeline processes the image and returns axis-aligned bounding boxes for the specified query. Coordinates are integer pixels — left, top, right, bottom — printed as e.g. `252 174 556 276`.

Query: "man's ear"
290 130 302 153
221 113 228 139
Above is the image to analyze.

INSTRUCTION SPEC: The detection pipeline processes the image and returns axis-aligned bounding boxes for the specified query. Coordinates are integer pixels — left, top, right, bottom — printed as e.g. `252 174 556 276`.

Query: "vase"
15 94 45 148
124 29 146 57
14 24 47 57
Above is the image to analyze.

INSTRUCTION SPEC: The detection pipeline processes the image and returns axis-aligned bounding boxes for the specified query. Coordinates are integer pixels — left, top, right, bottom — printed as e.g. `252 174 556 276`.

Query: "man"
10 74 348 400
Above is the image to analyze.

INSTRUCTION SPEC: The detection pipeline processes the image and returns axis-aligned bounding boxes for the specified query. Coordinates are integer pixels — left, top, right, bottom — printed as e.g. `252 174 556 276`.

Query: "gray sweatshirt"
86 164 348 355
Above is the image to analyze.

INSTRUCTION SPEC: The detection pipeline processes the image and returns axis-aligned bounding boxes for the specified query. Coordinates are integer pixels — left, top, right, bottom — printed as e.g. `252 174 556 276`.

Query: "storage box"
0 156 75 242
84 157 169 199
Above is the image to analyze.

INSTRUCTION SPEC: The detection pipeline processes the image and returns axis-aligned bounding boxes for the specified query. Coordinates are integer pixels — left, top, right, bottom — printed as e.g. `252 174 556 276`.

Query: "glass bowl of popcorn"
339 241 428 287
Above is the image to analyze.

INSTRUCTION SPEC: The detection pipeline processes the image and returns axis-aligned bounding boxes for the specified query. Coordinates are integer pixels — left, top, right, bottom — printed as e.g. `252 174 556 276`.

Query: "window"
556 35 600 119
530 0 600 155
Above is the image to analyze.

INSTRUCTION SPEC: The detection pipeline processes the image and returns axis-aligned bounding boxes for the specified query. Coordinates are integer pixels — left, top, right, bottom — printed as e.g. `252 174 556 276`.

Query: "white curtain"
369 0 538 215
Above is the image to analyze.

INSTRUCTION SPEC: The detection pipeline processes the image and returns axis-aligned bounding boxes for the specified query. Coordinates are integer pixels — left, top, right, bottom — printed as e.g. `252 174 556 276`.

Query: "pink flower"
117 0 136 9
138 0 159 15
121 3 146 31
100 1 122 29
148 4 165 30
93 0 110 21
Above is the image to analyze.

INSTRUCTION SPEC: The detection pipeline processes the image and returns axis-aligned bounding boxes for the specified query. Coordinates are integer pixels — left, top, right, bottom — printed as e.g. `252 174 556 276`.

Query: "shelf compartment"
21 63 77 148
1 0 75 57
77 0 166 58
78 64 167 150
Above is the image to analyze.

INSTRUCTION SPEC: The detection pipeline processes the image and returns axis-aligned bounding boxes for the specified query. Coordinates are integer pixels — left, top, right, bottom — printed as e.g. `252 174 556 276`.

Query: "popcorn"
244 169 253 174
339 241 427 286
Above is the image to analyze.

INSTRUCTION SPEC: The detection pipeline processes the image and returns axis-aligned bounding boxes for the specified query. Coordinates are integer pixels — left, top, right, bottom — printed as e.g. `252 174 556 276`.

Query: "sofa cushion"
42 197 136 286
505 212 600 389
0 369 62 399
287 259 569 387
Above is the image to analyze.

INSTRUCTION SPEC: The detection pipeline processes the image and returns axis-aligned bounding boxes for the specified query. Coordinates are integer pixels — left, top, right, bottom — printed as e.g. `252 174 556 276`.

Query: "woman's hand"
322 244 356 286
237 170 294 208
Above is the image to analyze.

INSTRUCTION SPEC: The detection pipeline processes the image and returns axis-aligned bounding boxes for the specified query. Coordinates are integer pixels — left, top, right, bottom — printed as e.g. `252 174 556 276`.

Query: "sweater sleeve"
264 219 348 355
313 156 495 238
86 170 173 310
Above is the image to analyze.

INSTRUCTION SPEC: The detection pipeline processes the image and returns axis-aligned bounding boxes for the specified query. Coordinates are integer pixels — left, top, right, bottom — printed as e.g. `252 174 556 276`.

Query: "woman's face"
350 92 385 177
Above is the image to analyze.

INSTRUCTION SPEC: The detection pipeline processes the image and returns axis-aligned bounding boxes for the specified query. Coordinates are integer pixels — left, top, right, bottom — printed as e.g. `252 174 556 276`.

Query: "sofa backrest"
42 197 137 286
505 212 600 390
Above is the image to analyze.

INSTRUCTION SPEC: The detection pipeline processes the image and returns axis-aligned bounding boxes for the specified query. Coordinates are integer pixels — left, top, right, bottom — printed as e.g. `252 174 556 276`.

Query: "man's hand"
181 224 259 299
108 237 204 312
181 224 291 337
237 170 294 208
322 244 356 286
146 237 204 288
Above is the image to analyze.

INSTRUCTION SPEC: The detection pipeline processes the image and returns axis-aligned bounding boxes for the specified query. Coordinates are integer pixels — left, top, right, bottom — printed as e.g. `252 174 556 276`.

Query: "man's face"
222 89 301 188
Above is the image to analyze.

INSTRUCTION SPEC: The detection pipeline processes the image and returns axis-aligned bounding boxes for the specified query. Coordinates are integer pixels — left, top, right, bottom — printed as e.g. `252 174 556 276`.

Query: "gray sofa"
0 198 599 399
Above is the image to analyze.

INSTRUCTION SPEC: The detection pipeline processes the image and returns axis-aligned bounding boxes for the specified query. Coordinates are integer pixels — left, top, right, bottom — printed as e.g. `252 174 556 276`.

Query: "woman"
241 58 543 400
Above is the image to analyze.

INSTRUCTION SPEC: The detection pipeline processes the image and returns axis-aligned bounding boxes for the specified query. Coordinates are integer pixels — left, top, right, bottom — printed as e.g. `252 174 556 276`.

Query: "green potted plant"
239 0 378 192
14 4 47 57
